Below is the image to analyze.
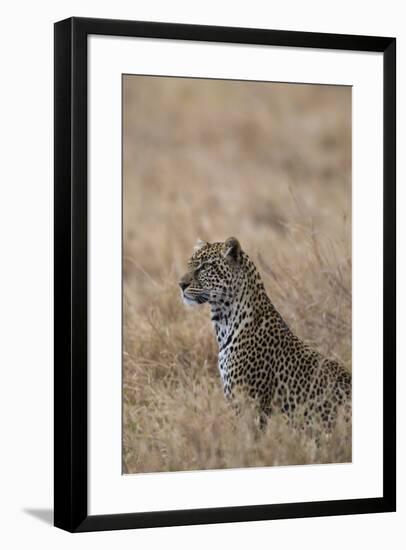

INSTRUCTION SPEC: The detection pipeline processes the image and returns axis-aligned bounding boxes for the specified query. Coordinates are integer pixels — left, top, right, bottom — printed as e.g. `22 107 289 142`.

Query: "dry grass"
122 76 352 474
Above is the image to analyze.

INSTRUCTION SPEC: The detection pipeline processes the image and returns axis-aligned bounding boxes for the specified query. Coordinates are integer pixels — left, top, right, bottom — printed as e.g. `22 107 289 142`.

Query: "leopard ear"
194 239 208 251
224 237 241 263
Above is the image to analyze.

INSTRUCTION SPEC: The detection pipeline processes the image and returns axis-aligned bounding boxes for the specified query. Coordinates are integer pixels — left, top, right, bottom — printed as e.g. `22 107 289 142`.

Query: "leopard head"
179 237 244 306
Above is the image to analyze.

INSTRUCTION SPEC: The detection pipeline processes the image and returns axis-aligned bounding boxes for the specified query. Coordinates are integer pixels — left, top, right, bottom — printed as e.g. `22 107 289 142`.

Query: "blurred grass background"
123 76 351 474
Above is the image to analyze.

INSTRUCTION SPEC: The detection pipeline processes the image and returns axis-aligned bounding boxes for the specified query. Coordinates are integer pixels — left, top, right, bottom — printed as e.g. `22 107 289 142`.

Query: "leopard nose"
179 280 190 291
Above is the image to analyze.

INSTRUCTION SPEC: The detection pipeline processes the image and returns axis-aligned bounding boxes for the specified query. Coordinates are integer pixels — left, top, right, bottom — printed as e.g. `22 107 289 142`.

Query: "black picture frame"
54 17 396 533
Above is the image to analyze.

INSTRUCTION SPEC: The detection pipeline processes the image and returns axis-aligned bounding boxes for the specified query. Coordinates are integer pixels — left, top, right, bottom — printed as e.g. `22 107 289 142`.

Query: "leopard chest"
214 315 290 399
217 347 236 397
211 294 274 397
217 324 243 396
215 321 249 397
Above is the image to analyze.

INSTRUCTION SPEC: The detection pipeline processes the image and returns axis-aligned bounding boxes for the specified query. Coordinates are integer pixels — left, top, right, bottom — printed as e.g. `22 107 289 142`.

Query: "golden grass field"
122 76 352 474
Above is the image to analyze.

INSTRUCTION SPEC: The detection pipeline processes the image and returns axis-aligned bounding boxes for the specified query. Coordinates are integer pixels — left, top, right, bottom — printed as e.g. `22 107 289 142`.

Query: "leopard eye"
196 261 211 272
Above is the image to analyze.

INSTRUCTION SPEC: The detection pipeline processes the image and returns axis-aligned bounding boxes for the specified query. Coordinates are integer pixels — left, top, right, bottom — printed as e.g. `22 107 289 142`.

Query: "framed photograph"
54 17 396 532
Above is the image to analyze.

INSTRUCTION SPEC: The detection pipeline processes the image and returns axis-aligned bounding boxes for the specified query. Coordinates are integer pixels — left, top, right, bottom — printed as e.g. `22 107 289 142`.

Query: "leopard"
179 237 351 434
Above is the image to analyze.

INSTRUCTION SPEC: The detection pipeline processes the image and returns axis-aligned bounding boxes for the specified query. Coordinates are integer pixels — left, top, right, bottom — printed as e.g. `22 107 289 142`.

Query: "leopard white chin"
182 293 200 307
